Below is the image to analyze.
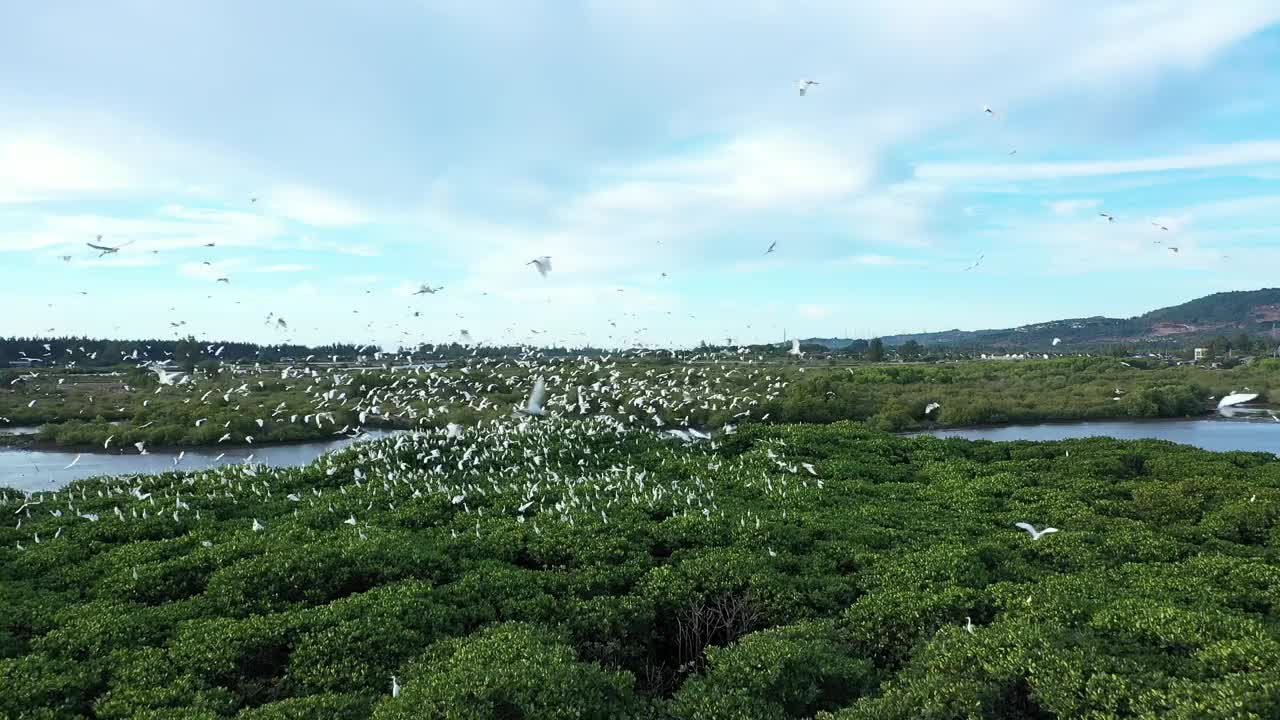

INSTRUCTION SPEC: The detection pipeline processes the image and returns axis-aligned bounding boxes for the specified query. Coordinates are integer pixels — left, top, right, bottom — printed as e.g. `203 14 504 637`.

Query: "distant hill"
804 288 1280 350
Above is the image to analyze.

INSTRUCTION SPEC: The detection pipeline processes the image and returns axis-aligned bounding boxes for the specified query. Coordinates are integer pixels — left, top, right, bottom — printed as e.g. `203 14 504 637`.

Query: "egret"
1014 522 1058 540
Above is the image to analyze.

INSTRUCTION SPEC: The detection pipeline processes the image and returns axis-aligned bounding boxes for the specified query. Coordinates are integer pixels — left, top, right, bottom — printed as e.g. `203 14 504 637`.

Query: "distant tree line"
0 336 380 370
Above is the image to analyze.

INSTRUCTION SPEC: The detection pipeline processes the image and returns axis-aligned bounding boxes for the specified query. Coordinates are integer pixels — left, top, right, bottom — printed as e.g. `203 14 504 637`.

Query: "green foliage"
372 622 639 720
5 421 1280 717
867 338 884 362
670 620 874 719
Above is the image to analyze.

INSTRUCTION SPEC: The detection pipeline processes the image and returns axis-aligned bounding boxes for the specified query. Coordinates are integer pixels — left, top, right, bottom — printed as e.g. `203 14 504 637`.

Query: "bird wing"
1041 527 1059 535
1014 522 1037 535
526 377 547 412
86 243 112 251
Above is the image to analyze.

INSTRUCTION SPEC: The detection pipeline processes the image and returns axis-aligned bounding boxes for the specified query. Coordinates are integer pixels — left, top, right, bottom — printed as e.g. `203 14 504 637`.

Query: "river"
6 418 1280 494
0 430 402 493
916 417 1280 454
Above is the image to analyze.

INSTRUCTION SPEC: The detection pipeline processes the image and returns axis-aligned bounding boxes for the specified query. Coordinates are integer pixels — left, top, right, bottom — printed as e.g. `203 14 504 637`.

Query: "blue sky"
3 1 1280 348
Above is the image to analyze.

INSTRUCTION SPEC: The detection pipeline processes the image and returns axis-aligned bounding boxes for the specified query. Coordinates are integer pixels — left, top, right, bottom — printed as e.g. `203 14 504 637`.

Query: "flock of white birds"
4 82 1074 684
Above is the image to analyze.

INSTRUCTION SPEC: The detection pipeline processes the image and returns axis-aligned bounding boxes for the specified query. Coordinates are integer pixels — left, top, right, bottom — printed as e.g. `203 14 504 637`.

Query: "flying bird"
413 284 443 295
765 241 777 255
1014 522 1058 540
518 376 547 417
796 79 819 96
86 237 134 257
528 256 552 277
963 253 984 272
1099 212 1115 223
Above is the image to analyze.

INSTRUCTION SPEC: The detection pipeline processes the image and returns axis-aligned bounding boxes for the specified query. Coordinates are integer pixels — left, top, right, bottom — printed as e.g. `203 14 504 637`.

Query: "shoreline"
0 427 409 456
903 406 1276 434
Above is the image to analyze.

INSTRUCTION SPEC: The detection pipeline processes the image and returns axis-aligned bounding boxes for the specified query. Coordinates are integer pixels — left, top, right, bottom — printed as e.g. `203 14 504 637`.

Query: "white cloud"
72 255 164 269
1048 198 1102 215
725 257 787 274
840 181 943 247
0 133 134 203
338 274 382 286
1063 2 1280 80
263 186 370 227
917 141 1280 182
799 304 835 320
178 259 243 279
836 254 923 267
251 264 312 274
0 204 286 253
570 133 871 225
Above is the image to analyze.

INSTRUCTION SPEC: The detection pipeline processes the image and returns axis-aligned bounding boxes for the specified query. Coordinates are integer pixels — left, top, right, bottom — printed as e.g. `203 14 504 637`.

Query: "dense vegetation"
3 355 1278 450
3 421 1280 718
0 337 377 369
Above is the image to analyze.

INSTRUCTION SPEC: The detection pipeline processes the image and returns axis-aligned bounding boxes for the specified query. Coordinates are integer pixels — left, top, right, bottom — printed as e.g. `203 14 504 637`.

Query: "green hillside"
813 289 1280 350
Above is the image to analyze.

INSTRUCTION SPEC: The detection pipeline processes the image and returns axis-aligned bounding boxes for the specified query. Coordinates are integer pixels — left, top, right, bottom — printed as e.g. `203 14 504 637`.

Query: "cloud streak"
917 141 1280 182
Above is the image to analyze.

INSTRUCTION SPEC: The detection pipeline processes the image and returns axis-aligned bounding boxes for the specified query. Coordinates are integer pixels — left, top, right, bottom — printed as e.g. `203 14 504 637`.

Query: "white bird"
252 518 265 532
1218 392 1259 409
1052 338 1061 346
446 423 465 440
796 79 819 96
800 462 817 476
965 616 975 634
519 377 547 416
134 441 148 455
1014 522 1058 540
86 238 134 257
527 256 552 277
344 515 357 526
924 402 941 416
789 339 803 358
391 675 401 698
64 454 81 470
